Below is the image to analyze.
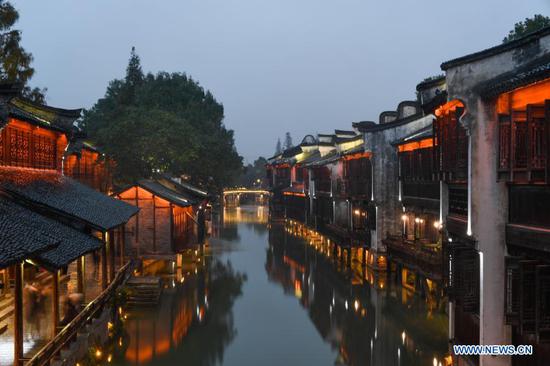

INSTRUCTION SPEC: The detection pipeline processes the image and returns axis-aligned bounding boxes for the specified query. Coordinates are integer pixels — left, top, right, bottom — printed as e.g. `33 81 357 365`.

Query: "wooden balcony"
315 179 332 193
402 181 439 210
383 235 444 279
507 185 550 252
448 184 468 217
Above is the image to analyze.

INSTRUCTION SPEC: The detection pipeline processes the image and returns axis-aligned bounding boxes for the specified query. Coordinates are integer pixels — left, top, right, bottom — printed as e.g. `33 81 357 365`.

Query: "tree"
275 138 282 155
238 157 268 188
0 1 46 102
81 49 243 190
503 14 550 43
284 132 293 150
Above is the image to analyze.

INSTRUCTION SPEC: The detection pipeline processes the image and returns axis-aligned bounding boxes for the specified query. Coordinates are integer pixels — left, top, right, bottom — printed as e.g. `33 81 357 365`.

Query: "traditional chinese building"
437 27 550 366
353 101 434 269
0 83 138 365
382 78 447 282
64 138 114 193
116 179 197 256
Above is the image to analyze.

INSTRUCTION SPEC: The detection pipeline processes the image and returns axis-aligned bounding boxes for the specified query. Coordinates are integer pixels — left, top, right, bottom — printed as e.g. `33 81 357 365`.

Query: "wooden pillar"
135 186 140 247
362 247 367 267
120 225 126 266
152 194 157 253
2 269 8 295
13 262 24 366
52 270 60 337
169 203 174 252
101 232 108 290
77 256 85 296
108 231 115 283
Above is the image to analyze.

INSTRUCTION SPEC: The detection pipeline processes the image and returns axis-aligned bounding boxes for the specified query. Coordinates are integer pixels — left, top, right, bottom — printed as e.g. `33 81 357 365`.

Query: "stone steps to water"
125 276 162 307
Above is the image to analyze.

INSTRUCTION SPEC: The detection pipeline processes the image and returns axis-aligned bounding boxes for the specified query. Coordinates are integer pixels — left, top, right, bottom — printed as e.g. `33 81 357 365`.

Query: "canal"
110 205 449 366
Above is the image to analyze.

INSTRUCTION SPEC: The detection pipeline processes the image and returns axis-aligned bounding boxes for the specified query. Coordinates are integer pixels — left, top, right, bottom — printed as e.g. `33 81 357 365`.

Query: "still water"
111 205 449 366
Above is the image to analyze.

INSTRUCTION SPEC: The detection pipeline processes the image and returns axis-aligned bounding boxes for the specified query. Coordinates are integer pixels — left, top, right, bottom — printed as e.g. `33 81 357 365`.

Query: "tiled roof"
138 180 192 207
298 151 322 165
351 121 376 130
342 145 365 156
65 139 101 157
9 97 81 132
416 76 446 91
392 125 434 146
476 53 550 98
282 146 303 158
160 175 209 200
353 113 425 133
305 150 340 167
0 199 102 271
441 26 550 70
334 129 356 136
0 200 59 268
0 167 138 231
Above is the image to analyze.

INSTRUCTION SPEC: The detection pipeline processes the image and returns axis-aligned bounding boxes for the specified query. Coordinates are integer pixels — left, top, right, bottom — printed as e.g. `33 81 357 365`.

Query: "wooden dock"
126 276 162 307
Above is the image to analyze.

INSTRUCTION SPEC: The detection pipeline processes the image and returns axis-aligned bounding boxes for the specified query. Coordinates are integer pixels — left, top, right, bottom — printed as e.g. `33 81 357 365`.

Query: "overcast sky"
11 1 550 163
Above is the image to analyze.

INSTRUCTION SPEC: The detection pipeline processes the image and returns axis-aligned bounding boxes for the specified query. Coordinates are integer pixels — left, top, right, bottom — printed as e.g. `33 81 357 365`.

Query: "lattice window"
505 257 520 325
499 115 511 170
33 134 56 169
435 108 467 182
499 103 549 182
536 265 550 341
449 244 479 314
8 127 31 167
520 260 538 335
514 119 528 169
530 115 546 170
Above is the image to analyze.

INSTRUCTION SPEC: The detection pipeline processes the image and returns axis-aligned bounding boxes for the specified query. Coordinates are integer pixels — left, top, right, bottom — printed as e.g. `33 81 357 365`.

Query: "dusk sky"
11 1 550 163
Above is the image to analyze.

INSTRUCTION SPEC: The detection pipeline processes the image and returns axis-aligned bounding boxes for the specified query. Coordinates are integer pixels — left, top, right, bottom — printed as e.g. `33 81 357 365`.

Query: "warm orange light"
496 77 550 113
283 191 306 197
398 138 433 152
344 151 371 161
435 99 464 117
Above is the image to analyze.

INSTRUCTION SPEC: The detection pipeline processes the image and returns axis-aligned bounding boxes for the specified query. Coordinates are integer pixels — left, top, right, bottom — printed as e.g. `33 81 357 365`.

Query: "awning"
137 179 192 207
0 166 139 231
0 200 59 269
0 198 102 271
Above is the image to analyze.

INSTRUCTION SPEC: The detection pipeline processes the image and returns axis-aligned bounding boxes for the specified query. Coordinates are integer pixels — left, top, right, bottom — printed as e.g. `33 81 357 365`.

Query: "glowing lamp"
401 214 407 221
414 217 420 223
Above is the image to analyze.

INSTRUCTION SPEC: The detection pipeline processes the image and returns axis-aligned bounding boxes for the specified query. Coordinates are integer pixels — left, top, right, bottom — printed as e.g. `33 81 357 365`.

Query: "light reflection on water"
111 205 448 366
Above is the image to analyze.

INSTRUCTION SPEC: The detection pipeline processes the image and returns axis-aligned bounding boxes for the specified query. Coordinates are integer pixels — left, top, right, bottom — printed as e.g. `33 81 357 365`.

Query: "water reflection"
268 221 449 366
112 259 246 366
110 206 448 366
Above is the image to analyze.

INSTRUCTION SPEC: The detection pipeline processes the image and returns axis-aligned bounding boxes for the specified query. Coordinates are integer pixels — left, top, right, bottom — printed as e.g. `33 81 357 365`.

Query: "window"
496 82 550 183
434 102 468 182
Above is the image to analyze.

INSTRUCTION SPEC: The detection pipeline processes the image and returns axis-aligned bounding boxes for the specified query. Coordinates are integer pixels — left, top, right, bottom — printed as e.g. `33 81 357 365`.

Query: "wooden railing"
25 262 132 366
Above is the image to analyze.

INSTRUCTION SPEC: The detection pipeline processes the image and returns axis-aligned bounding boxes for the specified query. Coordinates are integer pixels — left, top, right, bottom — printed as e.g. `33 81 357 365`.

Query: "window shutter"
519 260 539 335
536 264 550 342
505 256 520 325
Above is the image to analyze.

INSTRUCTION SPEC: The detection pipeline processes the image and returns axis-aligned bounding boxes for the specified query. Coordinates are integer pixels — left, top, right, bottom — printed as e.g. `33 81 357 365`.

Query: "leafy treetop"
503 14 550 43
0 1 46 103
81 48 243 191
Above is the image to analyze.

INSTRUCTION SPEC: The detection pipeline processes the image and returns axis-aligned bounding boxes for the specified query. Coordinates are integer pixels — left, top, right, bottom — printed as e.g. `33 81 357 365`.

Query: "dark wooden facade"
117 184 196 255
64 145 114 193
